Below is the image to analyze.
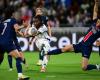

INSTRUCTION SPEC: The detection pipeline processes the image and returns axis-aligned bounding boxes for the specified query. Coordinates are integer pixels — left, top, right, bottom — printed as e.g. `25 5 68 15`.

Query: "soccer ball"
27 27 38 36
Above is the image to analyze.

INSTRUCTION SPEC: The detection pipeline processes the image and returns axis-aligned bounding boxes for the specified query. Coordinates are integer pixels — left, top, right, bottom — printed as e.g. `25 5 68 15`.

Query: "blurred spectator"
67 10 75 27
0 0 96 27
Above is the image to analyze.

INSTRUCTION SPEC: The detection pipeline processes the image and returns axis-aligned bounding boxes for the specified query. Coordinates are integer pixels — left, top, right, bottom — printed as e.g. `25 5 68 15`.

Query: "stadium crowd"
0 0 95 27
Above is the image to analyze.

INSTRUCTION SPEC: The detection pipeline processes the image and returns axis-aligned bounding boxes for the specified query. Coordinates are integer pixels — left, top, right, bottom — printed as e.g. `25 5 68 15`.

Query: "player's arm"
14 24 25 36
14 24 24 32
96 40 100 46
47 21 52 37
93 0 99 20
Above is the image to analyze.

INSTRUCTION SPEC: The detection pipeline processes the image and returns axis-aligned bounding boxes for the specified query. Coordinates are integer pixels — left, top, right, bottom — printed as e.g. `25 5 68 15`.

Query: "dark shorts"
73 42 92 59
0 41 16 54
16 44 22 52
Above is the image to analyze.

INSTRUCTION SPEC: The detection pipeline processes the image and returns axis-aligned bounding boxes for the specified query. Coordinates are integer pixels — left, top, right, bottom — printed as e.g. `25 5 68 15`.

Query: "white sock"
44 55 48 65
18 73 23 78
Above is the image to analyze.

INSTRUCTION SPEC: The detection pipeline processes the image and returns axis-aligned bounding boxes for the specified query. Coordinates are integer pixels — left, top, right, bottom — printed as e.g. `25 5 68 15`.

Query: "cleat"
96 64 100 70
9 68 13 71
40 67 46 72
18 75 30 80
36 60 42 66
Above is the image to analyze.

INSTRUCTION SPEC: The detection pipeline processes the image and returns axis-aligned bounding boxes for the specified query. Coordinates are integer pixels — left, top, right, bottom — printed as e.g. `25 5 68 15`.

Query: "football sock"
16 57 22 73
48 49 62 55
8 55 13 68
22 58 26 64
86 64 97 70
39 52 43 60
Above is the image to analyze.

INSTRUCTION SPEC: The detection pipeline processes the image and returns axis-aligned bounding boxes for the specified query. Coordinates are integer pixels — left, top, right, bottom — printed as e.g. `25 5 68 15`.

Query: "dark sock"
8 55 13 68
22 58 26 64
40 49 44 61
16 57 22 73
48 49 62 55
39 52 43 60
86 64 97 70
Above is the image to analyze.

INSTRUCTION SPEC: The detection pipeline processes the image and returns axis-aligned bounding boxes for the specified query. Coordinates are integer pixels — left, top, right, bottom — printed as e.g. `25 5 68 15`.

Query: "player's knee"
82 66 87 71
62 45 73 52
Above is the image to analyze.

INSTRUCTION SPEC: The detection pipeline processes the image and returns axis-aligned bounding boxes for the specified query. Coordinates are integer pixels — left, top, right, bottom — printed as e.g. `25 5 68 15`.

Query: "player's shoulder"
41 24 47 28
41 15 48 20
4 18 16 23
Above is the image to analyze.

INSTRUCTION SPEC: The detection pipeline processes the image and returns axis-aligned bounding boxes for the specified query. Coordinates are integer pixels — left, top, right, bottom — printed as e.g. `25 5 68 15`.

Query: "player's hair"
34 15 43 24
4 6 16 20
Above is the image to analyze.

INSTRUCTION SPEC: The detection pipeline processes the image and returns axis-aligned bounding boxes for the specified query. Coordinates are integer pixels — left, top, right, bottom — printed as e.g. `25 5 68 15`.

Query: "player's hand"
96 40 100 46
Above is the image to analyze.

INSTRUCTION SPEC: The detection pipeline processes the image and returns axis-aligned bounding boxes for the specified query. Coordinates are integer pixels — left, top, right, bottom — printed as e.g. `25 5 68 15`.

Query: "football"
27 27 38 36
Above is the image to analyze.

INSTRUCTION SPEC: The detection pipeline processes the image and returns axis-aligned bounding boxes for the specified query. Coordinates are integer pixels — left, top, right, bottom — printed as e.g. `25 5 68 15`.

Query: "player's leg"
8 55 13 71
40 42 51 72
36 52 42 66
81 46 99 71
48 44 74 55
19 51 26 64
9 50 29 80
81 57 99 71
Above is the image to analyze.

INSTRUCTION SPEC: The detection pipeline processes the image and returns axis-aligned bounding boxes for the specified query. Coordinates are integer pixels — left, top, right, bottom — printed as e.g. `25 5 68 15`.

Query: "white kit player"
29 15 51 72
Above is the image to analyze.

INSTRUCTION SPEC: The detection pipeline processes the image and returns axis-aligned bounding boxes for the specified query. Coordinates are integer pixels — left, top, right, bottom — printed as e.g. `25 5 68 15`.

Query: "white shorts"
35 39 50 52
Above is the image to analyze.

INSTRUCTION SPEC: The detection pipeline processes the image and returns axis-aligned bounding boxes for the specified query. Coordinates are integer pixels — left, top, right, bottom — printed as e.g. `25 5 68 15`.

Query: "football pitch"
0 52 100 80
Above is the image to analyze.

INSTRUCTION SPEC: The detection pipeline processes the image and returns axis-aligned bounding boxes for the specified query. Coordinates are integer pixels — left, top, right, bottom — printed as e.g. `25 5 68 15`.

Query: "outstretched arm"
93 0 99 20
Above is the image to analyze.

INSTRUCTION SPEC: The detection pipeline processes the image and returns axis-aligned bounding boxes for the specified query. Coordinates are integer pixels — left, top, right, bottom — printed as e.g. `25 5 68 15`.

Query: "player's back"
0 18 17 43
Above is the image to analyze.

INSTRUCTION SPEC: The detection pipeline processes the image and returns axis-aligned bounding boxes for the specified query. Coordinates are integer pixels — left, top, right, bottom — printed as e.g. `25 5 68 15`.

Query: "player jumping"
47 0 100 71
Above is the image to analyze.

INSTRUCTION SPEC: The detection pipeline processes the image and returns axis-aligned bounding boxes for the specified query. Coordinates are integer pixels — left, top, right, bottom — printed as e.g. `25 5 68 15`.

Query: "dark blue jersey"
13 32 22 51
73 18 100 59
0 18 18 53
41 16 48 25
0 18 17 43
82 18 100 46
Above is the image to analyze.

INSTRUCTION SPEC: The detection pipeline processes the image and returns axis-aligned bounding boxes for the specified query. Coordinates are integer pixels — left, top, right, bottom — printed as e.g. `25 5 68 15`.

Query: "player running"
29 15 51 72
7 15 30 71
0 6 29 80
47 0 100 71
30 7 51 66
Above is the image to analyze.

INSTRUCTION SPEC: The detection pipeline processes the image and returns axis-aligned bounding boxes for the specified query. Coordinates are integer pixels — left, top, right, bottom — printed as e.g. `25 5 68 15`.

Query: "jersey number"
1 23 7 35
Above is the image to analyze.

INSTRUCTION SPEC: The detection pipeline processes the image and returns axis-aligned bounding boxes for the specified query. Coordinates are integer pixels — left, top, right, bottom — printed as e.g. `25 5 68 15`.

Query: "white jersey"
32 24 50 40
32 24 51 52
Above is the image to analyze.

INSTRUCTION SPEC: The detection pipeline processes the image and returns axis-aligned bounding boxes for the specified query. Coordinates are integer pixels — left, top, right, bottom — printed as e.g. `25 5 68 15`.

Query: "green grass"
0 52 100 80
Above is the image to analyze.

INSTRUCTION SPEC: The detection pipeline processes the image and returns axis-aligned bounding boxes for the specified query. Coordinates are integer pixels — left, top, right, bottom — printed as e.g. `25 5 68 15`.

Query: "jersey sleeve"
11 18 17 26
38 25 48 33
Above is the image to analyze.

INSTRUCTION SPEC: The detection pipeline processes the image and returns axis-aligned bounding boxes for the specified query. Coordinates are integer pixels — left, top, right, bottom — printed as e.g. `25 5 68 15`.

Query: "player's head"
21 16 30 27
35 8 43 16
33 15 43 29
4 6 16 20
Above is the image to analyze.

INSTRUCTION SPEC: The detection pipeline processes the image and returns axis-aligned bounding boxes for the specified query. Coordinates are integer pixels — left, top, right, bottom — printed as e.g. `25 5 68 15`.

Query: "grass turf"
0 52 100 80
